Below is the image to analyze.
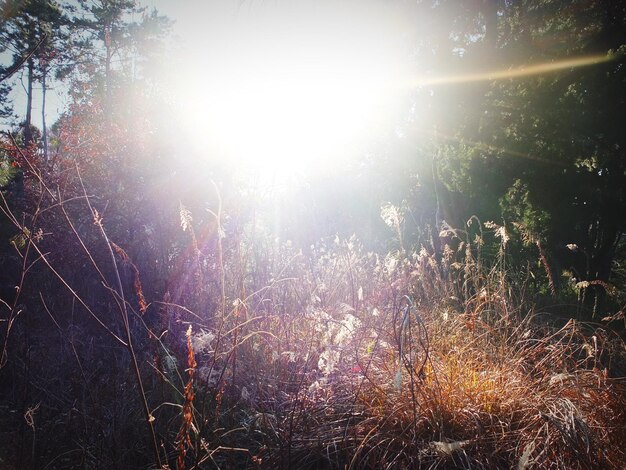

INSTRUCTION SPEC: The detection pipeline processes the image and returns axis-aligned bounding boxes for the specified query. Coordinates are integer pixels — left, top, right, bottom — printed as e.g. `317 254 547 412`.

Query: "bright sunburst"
168 1 411 186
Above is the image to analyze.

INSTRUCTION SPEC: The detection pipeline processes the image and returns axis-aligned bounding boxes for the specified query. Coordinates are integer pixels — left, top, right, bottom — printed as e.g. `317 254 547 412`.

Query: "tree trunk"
41 65 48 163
104 23 112 118
24 58 34 146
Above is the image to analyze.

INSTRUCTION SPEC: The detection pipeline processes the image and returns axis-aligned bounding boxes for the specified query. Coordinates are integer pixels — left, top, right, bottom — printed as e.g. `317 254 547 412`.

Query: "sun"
168 1 411 189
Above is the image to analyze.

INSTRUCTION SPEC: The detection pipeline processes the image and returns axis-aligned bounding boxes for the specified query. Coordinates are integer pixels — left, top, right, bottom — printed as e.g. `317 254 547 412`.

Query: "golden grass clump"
252 307 625 469
194 236 625 470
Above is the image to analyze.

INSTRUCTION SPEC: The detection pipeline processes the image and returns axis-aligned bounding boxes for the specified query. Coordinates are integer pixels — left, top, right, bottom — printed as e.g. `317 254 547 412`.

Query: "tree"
67 0 170 113
421 0 626 313
0 0 67 146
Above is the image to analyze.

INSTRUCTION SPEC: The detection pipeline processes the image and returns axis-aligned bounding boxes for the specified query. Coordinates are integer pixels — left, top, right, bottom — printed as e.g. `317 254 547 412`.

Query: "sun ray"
415 54 611 87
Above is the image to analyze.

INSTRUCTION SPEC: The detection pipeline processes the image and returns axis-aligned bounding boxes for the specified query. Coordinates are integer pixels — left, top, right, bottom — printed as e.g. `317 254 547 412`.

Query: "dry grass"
234 307 626 469
164 225 626 469
1 164 624 469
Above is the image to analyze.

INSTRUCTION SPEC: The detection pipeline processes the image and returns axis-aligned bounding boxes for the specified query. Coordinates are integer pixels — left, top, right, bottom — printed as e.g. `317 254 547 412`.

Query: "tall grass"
0 155 624 469
156 210 626 469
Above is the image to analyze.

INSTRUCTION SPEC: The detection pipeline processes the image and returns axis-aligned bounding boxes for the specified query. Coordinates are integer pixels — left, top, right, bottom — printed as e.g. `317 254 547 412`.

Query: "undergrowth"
0 156 624 469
